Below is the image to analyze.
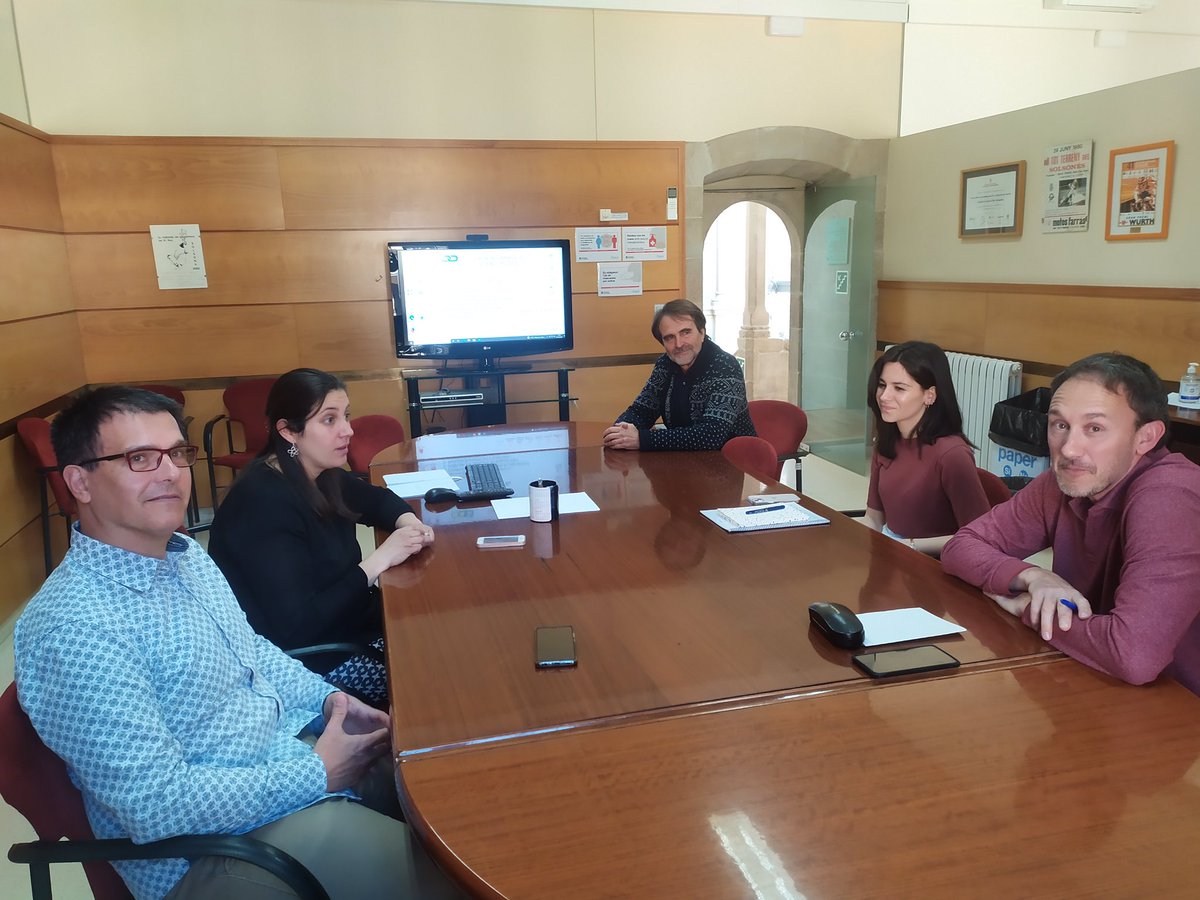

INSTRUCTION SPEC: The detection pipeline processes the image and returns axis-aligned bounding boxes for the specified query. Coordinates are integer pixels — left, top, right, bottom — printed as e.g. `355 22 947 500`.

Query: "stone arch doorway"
701 200 792 401
687 126 889 471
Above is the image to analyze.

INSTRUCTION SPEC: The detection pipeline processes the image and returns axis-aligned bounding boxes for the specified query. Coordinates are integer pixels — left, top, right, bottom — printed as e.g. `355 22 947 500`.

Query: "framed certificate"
959 161 1026 239
1105 141 1174 241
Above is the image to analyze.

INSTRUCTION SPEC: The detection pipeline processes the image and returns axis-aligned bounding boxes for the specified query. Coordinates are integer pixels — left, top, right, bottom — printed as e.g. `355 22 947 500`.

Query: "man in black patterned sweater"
604 299 756 451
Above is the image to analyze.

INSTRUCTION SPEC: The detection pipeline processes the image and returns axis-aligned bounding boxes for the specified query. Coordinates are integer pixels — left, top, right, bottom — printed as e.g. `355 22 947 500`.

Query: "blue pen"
746 504 785 515
1059 598 1079 613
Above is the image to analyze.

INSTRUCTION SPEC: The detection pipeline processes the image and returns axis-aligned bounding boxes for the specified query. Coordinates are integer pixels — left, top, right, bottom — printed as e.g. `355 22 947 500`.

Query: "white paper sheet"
858 608 967 647
382 469 458 498
490 492 600 520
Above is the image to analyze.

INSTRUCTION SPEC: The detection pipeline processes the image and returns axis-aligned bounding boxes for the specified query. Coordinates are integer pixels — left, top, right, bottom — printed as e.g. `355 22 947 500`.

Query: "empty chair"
0 682 328 900
17 418 76 576
722 435 782 485
346 414 407 476
977 467 1012 508
747 399 809 485
202 377 276 511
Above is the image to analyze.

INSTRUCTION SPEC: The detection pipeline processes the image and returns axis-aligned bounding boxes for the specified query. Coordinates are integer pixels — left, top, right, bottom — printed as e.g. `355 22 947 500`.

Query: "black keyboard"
460 463 514 501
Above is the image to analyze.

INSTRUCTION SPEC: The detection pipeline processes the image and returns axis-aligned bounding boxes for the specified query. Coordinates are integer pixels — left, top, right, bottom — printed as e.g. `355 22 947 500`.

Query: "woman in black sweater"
209 368 433 703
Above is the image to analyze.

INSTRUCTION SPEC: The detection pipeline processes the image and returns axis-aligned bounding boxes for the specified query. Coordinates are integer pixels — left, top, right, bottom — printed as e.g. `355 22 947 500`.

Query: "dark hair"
651 299 706 343
1051 352 1169 450
52 386 186 469
867 341 970 459
261 368 353 519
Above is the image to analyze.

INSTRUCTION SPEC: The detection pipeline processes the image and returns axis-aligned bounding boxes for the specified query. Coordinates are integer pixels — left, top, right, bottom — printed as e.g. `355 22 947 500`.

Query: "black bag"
988 387 1052 457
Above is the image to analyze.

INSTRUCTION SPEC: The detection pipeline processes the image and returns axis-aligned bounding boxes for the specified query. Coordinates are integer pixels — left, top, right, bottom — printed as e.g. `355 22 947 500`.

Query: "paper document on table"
858 608 967 647
700 501 829 533
491 492 601 520
383 469 457 498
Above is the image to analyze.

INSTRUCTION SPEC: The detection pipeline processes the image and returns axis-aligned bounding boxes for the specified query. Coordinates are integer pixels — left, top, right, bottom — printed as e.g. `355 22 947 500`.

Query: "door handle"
838 330 862 342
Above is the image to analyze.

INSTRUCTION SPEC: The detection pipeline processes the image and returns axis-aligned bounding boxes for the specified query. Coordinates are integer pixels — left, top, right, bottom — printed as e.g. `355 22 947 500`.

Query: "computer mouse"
423 487 459 505
808 601 865 649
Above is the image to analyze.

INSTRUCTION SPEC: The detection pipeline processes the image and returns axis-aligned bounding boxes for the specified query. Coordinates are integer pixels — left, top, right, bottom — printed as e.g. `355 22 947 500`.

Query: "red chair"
0 682 329 900
346 415 407 476
202 378 276 512
17 418 77 577
747 399 809 486
977 467 1012 508
722 435 782 484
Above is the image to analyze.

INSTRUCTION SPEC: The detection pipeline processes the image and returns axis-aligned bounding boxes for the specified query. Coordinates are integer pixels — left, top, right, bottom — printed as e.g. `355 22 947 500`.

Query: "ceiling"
414 0 1200 36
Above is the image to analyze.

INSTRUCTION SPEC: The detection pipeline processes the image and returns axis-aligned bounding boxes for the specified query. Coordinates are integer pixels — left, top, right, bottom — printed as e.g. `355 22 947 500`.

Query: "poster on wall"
575 228 622 262
1041 140 1093 233
1105 141 1175 241
598 262 642 296
621 227 667 261
149 224 207 289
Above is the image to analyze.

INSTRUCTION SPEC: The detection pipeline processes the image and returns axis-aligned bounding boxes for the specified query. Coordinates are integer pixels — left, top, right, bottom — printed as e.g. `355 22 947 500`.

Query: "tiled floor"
0 453 870 899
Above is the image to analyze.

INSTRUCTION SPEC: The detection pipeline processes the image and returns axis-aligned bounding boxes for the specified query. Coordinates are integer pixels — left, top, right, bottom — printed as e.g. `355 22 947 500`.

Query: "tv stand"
402 364 575 437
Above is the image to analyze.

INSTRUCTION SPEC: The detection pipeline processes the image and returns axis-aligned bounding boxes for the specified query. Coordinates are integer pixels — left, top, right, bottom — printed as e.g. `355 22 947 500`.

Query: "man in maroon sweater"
943 352 1200 694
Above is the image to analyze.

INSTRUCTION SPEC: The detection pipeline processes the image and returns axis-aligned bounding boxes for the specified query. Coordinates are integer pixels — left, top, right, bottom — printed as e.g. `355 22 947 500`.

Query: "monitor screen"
389 239 573 367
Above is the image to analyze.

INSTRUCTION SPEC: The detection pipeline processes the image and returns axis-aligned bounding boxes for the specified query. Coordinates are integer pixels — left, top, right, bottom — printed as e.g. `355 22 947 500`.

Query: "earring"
287 443 299 458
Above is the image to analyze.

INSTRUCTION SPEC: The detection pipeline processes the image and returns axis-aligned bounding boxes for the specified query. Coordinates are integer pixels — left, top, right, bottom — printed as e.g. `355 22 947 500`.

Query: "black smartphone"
535 625 577 669
852 645 960 678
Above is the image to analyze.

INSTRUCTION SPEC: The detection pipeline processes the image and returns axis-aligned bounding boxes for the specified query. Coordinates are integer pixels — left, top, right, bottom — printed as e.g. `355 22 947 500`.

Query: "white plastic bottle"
1180 363 1200 408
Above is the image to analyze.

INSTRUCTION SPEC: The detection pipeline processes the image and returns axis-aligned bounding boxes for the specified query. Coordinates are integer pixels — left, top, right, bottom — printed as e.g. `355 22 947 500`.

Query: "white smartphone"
747 493 799 505
476 534 526 549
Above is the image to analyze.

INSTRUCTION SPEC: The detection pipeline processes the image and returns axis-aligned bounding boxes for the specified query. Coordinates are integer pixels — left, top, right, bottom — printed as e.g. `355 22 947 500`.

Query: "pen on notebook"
746 504 785 515
1059 598 1078 613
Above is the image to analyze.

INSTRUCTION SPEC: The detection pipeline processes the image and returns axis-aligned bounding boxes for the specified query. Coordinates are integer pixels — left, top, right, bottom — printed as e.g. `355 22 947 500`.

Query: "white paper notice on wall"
150 224 208 290
622 226 667 261
598 262 642 297
575 227 622 262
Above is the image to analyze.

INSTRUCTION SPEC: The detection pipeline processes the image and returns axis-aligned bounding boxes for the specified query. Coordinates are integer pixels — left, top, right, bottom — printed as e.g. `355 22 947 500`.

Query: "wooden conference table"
373 423 1200 898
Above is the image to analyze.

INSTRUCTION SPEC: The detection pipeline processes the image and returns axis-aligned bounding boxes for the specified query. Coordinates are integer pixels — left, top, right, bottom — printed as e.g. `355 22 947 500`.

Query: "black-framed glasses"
77 445 199 472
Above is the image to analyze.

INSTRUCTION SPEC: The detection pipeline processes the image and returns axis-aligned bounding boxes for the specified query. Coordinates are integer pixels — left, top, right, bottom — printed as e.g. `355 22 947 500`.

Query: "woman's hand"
360 523 433 583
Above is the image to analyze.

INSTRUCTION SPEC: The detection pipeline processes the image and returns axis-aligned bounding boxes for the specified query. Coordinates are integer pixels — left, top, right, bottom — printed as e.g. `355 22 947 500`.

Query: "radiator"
945 351 1022 467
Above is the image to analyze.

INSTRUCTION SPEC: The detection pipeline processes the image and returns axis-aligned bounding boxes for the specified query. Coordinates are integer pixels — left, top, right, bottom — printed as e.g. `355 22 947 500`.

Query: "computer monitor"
388 239 573 369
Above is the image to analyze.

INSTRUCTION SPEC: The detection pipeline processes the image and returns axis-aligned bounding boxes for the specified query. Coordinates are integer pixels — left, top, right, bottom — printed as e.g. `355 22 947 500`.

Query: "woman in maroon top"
865 341 991 555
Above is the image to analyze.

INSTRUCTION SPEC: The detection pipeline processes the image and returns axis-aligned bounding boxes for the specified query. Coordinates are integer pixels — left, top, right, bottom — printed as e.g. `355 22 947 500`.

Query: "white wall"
0 0 26 123
8 0 901 141
901 23 1200 136
882 66 1199 288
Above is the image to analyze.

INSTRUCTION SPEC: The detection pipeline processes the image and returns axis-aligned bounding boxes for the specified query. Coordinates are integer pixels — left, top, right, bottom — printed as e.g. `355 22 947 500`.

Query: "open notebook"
700 501 830 533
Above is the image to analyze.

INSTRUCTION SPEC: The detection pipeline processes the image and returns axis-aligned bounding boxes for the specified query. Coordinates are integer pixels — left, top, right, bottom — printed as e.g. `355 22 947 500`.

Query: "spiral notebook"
700 501 830 533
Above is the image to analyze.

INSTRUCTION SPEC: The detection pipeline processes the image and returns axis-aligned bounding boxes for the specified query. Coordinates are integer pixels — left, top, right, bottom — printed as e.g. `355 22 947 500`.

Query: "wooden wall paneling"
0 520 58 625
277 145 684 230
52 145 286 233
346 378 408 423
0 228 74 321
0 123 62 232
984 290 1200 377
537 291 674 359
293 301 400 373
0 314 86 423
68 224 685 311
876 284 987 352
569 365 656 424
68 230 398 310
0 433 43 548
79 306 300 383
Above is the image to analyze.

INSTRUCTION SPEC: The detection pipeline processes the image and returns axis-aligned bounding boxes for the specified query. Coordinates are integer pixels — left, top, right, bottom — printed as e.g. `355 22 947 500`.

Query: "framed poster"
960 161 1026 238
1105 141 1175 241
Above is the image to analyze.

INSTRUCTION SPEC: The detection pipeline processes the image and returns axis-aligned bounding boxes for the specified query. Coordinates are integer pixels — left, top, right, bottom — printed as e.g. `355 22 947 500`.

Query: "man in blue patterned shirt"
603 299 756 451
15 387 460 900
